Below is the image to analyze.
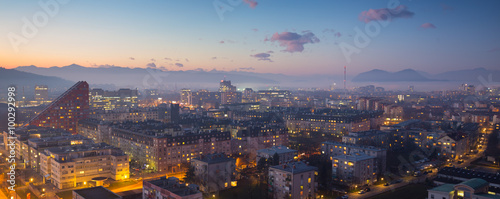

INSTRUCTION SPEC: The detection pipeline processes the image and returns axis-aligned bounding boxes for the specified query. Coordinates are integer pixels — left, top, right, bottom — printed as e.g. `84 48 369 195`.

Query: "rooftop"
457 178 489 190
46 142 120 154
257 146 297 155
438 167 500 185
332 153 375 162
192 153 234 164
322 141 385 152
73 186 121 199
429 184 455 192
270 161 317 174
146 177 200 197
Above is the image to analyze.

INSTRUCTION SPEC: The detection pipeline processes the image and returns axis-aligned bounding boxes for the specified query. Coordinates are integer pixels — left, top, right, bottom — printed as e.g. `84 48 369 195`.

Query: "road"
345 170 437 199
347 125 493 199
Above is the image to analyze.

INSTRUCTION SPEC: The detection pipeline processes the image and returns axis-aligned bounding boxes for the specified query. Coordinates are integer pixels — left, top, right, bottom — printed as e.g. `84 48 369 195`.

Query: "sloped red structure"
27 81 89 134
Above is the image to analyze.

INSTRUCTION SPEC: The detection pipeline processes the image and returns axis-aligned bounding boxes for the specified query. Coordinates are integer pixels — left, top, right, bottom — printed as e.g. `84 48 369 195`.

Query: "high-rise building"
219 80 236 92
34 85 48 101
180 89 192 105
27 81 89 134
219 80 241 104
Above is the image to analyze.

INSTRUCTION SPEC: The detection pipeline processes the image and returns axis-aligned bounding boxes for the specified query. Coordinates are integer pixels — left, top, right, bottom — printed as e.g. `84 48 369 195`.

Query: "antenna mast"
344 66 347 98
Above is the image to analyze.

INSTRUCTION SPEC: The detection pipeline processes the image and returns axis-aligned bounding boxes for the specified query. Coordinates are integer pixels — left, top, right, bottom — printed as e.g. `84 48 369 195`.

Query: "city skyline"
1 0 499 75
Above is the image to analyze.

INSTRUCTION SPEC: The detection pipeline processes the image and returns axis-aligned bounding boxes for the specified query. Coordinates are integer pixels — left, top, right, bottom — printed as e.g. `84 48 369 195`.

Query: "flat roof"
429 184 455 192
192 153 234 164
257 146 297 155
73 186 121 199
458 178 489 190
270 161 317 174
323 141 385 152
332 153 375 162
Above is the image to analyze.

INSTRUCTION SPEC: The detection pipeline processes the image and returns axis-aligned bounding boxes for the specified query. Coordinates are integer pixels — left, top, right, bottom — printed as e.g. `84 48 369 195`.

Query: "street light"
30 178 34 182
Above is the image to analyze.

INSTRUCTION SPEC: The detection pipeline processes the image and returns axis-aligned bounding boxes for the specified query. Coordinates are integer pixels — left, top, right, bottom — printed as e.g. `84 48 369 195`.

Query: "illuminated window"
80 171 84 174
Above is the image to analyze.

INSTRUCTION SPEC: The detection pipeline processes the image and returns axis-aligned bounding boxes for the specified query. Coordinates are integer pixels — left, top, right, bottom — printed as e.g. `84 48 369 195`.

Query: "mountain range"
352 68 500 83
12 64 342 90
0 67 75 96
3 65 499 93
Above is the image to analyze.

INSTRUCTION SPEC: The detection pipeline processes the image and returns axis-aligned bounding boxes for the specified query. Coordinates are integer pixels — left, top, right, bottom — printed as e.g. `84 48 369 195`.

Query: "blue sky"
1 0 499 75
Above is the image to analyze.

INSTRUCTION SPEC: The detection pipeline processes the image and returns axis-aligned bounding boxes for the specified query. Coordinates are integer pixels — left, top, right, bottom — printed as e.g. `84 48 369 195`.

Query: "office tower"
34 85 48 101
180 89 192 105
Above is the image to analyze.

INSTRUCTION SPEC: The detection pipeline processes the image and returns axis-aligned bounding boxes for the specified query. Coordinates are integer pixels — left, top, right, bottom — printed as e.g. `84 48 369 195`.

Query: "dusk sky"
1 0 499 75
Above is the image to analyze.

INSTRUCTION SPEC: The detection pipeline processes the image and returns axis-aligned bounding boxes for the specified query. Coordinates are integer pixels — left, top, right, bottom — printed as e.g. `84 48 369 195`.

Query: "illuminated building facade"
268 161 318 199
27 81 89 133
89 88 138 110
40 143 129 189
34 85 48 101
286 109 382 136
143 177 202 199
108 121 231 173
332 153 376 186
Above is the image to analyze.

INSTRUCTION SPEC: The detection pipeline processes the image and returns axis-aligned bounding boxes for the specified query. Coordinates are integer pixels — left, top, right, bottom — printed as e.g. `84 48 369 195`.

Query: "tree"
183 166 196 184
272 153 280 166
257 157 267 171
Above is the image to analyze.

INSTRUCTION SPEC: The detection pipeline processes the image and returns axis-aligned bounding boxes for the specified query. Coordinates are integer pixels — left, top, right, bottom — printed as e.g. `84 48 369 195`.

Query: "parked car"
384 183 390 186
364 187 371 192
358 190 366 194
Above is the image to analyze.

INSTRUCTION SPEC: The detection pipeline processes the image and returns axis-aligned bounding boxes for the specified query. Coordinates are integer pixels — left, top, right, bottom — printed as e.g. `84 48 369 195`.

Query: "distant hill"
14 64 344 90
352 69 437 82
0 68 75 96
434 67 500 82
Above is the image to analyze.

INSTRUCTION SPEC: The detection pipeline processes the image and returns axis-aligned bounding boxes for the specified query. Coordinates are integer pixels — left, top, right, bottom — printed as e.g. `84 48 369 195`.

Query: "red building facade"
28 81 89 133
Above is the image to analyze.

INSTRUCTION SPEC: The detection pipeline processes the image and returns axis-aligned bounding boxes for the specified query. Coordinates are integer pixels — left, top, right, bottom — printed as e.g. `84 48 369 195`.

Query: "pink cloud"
269 31 320 53
359 5 414 23
243 0 258 9
334 32 341 37
421 23 436 29
219 40 225 44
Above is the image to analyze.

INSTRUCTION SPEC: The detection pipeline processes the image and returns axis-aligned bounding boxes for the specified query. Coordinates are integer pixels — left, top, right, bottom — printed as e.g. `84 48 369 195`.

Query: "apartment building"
286 109 382 136
39 143 129 189
321 141 386 175
268 161 318 199
191 153 236 193
109 121 231 173
332 153 376 186
143 177 202 199
256 146 297 165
